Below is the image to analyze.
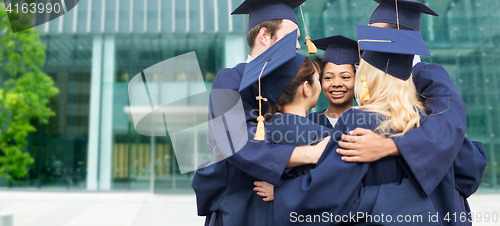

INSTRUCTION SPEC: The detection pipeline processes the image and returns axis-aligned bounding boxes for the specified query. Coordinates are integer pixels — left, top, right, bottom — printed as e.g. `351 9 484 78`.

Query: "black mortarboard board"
232 0 306 31
369 0 438 31
313 35 360 65
239 30 306 104
356 24 430 80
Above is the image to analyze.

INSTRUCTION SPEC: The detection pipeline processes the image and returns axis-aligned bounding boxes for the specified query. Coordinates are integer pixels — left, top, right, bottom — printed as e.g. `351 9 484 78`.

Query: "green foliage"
0 4 59 180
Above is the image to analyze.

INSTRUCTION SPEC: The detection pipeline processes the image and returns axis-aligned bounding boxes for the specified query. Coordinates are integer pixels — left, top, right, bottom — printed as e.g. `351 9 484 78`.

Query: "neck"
281 102 307 118
324 100 353 118
250 46 266 59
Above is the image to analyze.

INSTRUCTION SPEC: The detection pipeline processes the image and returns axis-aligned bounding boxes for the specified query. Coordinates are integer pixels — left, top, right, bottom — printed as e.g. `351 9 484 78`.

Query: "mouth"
329 91 347 99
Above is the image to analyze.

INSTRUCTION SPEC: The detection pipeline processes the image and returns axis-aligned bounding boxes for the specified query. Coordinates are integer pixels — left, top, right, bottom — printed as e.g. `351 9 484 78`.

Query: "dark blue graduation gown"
192 63 296 226
307 63 486 225
266 113 332 178
193 158 275 226
274 109 438 226
308 110 487 197
396 62 487 225
230 113 329 226
307 111 333 129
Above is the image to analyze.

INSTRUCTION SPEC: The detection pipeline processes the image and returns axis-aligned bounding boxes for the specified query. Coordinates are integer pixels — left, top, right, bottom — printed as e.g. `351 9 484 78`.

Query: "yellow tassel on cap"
300 6 317 54
305 36 317 54
254 116 266 141
254 62 269 141
361 75 370 101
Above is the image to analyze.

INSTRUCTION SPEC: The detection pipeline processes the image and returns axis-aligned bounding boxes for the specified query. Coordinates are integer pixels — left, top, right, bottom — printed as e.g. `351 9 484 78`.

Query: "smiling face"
321 62 355 107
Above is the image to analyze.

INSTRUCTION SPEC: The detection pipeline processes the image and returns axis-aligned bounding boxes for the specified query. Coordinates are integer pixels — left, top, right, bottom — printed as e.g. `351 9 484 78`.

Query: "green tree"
0 4 59 180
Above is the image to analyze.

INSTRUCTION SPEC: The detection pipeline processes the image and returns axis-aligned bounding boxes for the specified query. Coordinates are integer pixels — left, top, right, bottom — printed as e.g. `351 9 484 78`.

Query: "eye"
342 76 351 80
323 76 332 80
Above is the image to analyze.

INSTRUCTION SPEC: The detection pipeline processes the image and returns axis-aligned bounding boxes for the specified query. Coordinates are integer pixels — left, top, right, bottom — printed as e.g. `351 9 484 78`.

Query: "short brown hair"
247 19 283 49
387 23 412 31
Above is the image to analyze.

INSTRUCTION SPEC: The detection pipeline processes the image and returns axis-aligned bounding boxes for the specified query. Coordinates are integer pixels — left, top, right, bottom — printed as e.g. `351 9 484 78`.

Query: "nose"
331 78 342 87
296 39 301 50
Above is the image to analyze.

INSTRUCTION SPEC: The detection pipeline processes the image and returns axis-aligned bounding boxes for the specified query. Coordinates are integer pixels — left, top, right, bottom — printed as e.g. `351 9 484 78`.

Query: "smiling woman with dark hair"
307 35 360 129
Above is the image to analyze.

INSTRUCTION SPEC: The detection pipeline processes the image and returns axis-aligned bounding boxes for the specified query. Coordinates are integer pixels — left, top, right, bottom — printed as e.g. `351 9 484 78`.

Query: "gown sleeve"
392 63 467 196
191 161 228 216
453 138 488 198
273 109 371 225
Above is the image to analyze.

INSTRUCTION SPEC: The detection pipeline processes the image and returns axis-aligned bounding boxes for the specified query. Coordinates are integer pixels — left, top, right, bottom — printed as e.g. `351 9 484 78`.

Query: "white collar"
245 55 254 63
412 55 421 66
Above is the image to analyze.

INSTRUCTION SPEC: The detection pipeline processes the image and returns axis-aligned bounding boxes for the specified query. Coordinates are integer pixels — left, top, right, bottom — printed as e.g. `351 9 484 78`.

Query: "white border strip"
100 0 106 32
200 0 204 32
214 0 218 32
87 0 92 33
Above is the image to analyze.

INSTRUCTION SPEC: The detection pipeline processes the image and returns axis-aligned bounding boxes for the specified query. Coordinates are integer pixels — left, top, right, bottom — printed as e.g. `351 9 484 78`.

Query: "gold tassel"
300 6 317 54
254 116 266 141
254 61 269 141
305 36 317 54
361 75 370 101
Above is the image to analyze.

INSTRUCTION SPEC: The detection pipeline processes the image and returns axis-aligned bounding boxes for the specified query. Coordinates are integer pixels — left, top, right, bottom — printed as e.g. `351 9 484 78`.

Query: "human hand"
254 181 274 201
287 136 330 167
308 136 330 164
337 128 399 162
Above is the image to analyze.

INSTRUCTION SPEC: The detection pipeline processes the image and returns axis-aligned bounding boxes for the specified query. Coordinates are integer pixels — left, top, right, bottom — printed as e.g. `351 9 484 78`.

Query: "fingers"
349 128 371 136
256 190 273 198
315 136 330 149
341 156 363 162
253 186 265 192
338 141 357 150
342 128 373 143
263 196 274 202
314 136 330 154
254 181 265 186
341 134 363 143
336 148 359 157
257 192 268 198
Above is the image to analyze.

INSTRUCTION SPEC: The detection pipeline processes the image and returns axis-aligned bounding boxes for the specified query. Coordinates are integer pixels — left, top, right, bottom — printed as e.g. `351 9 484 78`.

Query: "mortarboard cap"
369 0 438 31
313 35 360 65
260 53 306 104
232 0 306 31
356 24 430 80
238 29 305 141
239 30 306 104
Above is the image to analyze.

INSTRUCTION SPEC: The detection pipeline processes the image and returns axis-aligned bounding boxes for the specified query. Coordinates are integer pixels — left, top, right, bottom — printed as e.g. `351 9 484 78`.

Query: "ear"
303 81 310 97
258 27 271 46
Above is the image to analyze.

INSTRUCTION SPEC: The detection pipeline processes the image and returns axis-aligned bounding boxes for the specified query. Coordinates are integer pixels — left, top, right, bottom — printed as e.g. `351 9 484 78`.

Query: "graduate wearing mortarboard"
249 27 441 225
269 25 441 225
335 1 487 225
191 0 329 225
192 27 326 226
243 48 330 179
306 36 360 129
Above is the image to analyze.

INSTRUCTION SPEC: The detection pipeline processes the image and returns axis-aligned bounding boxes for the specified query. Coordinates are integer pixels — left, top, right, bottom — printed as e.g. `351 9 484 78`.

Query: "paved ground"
467 192 500 226
0 191 205 226
0 190 499 226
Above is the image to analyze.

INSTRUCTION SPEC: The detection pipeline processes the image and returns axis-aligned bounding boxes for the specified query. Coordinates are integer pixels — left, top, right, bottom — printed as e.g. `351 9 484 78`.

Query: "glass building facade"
1 0 499 193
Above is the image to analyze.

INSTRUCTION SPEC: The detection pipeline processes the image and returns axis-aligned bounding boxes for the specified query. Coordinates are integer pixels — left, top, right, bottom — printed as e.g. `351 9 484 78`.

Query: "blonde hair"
354 60 426 137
